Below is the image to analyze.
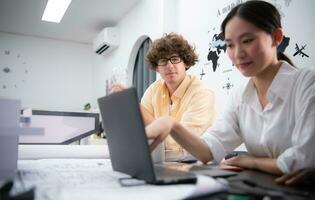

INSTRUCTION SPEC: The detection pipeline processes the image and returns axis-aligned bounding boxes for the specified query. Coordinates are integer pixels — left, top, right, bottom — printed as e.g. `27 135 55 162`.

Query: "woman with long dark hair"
145 0 315 183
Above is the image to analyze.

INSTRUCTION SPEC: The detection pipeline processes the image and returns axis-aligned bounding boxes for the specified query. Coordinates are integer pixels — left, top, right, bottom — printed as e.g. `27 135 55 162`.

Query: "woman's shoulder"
296 67 315 78
294 67 315 88
291 67 315 104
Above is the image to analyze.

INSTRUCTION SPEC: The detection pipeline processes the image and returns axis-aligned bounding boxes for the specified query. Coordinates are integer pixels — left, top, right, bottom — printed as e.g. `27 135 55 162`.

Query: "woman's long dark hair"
221 0 294 66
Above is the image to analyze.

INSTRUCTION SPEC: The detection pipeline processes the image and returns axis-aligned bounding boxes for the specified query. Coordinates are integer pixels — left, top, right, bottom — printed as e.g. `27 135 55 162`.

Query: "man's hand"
276 168 315 186
145 117 174 151
110 83 127 93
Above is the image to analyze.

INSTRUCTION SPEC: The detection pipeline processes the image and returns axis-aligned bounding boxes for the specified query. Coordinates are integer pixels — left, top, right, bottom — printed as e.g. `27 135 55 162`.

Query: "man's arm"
139 104 154 126
146 117 213 164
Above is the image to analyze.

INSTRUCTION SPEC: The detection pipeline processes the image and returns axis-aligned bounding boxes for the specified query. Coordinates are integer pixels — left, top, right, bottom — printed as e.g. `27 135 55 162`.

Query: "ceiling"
0 0 141 44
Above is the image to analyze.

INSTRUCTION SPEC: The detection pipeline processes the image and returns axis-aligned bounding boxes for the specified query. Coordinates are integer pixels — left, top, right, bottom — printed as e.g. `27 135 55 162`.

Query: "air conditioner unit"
93 27 119 55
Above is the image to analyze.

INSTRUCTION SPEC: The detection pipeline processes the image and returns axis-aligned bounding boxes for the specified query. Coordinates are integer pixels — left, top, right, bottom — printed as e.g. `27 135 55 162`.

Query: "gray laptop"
97 88 196 185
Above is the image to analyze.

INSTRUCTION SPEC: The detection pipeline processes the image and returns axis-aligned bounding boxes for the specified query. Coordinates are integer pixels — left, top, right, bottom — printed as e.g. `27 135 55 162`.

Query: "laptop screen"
98 88 156 183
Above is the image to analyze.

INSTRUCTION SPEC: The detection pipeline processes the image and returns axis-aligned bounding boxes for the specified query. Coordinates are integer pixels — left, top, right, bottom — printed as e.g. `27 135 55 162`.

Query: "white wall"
1 0 314 114
92 0 165 102
173 0 247 114
279 0 315 68
92 0 315 113
0 0 167 112
172 0 315 113
0 32 95 111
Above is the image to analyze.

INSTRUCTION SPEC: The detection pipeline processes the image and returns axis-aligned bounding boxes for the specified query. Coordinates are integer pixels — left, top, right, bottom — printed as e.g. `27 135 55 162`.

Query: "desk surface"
4 158 314 200
7 159 224 200
9 145 315 200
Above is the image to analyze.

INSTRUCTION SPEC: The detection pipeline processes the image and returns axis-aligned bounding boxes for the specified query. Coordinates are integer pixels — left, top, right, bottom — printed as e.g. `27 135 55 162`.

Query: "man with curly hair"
142 33 215 161
111 33 215 161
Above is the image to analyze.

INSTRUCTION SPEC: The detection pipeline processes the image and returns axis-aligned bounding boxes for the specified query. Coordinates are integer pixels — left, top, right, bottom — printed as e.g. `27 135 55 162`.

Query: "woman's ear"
273 28 283 46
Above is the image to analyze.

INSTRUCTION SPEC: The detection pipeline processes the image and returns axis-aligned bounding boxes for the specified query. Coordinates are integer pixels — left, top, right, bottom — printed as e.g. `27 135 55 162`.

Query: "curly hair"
146 32 198 70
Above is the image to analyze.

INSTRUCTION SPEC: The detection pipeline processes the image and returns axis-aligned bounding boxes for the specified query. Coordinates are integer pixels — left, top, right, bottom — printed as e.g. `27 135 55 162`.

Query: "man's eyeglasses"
157 56 182 66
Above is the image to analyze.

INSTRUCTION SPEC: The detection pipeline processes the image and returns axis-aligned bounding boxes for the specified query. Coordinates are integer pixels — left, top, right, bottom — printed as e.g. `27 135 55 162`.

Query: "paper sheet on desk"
15 159 225 200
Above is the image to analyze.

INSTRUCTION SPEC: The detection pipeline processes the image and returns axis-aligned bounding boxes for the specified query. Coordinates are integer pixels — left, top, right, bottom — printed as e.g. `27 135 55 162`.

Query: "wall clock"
0 49 30 91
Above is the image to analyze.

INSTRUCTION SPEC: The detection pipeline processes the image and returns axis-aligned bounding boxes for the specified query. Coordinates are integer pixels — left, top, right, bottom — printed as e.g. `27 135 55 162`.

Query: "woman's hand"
221 155 257 169
222 155 281 175
275 168 315 186
145 117 174 151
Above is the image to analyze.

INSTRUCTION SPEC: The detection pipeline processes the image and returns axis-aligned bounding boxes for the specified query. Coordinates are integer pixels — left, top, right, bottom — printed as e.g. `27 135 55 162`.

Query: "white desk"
10 159 224 200
7 144 226 199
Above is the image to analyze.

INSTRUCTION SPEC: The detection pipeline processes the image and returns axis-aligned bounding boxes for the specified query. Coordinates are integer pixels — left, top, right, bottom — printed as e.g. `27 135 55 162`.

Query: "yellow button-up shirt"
141 75 215 159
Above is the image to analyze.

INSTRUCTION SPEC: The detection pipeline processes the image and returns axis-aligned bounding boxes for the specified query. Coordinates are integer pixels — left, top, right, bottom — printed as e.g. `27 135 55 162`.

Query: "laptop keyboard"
154 165 194 178
153 166 196 184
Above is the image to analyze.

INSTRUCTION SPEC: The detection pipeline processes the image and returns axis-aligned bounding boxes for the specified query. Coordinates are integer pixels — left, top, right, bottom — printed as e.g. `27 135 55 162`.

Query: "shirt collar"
172 75 192 99
241 79 256 104
267 61 297 101
162 75 192 100
241 61 297 103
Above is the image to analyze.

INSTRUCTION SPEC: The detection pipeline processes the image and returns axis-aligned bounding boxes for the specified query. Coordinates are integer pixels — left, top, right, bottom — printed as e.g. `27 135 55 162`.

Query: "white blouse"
202 62 315 173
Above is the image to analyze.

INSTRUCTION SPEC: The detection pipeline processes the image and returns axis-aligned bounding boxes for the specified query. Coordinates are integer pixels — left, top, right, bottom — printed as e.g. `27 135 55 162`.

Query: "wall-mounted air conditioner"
93 27 119 55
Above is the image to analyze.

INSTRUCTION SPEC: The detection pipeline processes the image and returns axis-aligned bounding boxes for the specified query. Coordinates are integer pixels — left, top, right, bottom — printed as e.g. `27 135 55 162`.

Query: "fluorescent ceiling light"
42 0 72 23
